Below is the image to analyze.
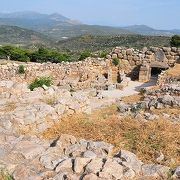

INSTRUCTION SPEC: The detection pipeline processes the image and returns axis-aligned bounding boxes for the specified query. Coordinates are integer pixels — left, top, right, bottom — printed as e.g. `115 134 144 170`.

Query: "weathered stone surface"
73 157 91 174
14 140 46 159
142 164 170 178
83 150 97 158
85 158 104 174
116 150 143 173
55 158 73 173
83 173 99 180
99 159 123 179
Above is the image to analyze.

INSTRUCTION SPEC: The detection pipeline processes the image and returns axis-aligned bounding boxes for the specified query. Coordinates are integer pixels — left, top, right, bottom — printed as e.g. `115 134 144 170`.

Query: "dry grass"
43 105 180 167
2 101 17 112
121 94 143 104
167 64 180 77
152 108 180 117
42 95 58 106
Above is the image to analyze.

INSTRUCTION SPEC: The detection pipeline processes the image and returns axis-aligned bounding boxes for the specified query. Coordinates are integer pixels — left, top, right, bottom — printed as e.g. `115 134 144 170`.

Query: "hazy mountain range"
0 11 179 40
0 11 178 49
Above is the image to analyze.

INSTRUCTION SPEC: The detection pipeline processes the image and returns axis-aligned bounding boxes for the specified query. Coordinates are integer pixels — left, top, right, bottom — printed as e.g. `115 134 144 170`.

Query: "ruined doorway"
150 67 167 79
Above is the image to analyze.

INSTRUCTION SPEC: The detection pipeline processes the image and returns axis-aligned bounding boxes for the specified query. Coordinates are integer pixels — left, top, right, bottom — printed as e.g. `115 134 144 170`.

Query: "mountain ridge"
0 11 179 40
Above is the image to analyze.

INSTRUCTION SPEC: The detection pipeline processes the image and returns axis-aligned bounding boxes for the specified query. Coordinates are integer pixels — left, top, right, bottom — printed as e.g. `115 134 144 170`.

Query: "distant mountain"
0 25 52 46
0 12 179 40
122 25 180 36
0 11 133 39
0 11 69 21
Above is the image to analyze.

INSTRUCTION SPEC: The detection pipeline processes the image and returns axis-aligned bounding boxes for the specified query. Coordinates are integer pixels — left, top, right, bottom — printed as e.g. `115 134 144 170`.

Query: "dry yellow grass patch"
121 94 143 104
2 101 17 112
43 105 180 167
167 64 180 77
42 95 58 106
152 108 180 117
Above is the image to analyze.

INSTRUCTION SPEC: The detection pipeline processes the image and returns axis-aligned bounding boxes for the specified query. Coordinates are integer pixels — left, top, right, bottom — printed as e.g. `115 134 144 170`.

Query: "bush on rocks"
18 65 25 74
29 77 52 91
112 58 120 66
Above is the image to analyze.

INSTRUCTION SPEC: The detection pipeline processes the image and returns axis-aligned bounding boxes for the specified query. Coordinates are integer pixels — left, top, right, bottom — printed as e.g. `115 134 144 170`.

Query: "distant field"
56 34 171 52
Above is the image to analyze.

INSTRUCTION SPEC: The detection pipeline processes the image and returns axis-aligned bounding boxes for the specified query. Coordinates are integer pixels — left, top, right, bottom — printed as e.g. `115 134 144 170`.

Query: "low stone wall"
0 58 114 89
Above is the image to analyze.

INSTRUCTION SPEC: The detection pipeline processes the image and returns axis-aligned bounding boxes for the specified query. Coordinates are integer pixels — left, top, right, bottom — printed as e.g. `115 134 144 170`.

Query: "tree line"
0 35 179 63
0 46 71 63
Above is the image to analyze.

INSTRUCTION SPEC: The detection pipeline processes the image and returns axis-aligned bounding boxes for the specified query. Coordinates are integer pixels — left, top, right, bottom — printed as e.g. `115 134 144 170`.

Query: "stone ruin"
108 46 180 82
0 46 179 91
0 47 180 180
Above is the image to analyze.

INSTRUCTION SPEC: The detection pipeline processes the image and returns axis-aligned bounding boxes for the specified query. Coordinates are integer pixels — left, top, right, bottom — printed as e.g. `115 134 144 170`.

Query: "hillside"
43 24 133 39
0 25 52 46
56 34 171 52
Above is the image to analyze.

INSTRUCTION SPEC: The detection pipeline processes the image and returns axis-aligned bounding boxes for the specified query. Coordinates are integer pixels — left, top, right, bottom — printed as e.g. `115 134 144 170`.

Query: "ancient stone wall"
0 47 179 87
0 58 114 90
107 46 180 82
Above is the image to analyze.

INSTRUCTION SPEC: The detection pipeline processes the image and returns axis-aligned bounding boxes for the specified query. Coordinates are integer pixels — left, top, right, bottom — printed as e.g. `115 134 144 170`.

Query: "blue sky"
0 0 180 29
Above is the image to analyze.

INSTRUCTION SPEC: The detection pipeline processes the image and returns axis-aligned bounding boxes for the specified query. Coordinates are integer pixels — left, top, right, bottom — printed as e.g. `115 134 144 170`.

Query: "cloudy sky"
0 0 180 29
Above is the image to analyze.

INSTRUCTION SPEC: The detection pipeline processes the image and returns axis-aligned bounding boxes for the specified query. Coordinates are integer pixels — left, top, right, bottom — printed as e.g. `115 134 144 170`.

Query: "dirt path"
100 79 156 99
90 79 157 110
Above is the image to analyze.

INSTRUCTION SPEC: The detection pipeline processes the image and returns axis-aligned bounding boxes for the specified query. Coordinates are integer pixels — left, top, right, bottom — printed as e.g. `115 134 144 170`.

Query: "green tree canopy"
170 35 180 47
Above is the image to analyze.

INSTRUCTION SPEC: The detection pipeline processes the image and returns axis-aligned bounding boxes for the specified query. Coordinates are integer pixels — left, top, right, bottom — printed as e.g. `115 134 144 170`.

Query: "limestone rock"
85 158 104 174
115 150 143 173
73 157 91 174
55 158 73 173
99 159 124 179
142 164 170 178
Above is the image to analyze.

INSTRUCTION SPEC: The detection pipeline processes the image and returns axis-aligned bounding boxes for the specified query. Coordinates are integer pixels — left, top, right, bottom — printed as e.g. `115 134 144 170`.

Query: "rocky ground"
0 78 180 179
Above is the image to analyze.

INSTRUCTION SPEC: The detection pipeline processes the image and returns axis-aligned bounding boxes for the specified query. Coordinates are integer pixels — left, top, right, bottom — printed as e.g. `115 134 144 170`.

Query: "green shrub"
170 35 180 47
99 51 108 58
112 58 120 66
79 51 91 60
18 65 25 74
29 77 52 91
